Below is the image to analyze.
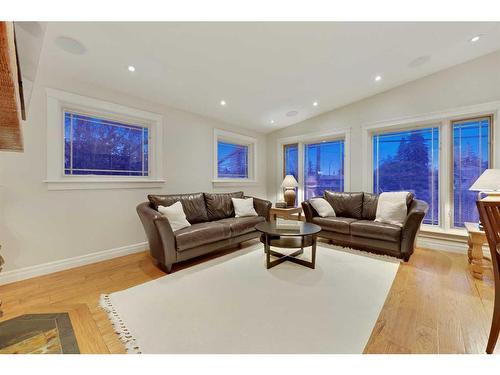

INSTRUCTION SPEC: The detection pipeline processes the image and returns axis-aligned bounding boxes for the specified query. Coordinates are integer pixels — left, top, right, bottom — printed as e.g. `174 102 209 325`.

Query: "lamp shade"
281 174 298 188
469 169 500 192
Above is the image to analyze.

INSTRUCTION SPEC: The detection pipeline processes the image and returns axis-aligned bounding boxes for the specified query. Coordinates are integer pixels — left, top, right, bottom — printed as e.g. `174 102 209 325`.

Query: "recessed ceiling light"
375 75 382 82
470 35 481 43
128 65 136 72
313 101 319 107
270 120 275 124
220 100 227 106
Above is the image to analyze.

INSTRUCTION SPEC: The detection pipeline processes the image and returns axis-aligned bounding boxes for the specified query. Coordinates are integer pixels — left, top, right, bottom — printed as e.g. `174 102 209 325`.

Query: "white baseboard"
416 235 468 254
0 242 148 285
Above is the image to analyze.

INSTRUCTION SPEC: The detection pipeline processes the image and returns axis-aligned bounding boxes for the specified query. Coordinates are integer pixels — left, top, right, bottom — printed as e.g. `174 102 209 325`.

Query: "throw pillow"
158 201 191 232
375 191 409 226
231 198 258 217
310 198 336 218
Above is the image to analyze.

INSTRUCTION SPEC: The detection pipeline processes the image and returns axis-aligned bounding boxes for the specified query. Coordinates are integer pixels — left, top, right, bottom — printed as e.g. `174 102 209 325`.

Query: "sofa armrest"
301 201 318 223
136 202 177 268
246 196 272 221
400 199 429 260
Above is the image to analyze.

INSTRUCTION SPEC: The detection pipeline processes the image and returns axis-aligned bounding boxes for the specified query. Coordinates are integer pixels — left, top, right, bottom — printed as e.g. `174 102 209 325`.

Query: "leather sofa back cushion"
148 193 209 224
362 192 415 220
323 191 363 219
204 191 244 220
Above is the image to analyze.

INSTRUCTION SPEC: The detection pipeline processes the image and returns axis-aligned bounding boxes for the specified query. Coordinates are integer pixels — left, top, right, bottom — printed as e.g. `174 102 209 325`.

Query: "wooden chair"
476 200 500 354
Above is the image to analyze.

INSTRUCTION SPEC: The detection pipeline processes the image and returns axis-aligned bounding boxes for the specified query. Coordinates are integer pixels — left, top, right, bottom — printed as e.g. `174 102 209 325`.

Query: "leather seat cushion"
174 222 231 251
350 220 401 242
204 191 244 220
148 193 209 224
217 216 265 236
323 191 364 219
312 216 356 234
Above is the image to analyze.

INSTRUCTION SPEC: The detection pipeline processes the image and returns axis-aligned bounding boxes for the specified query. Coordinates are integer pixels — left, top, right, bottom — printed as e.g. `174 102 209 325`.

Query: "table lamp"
281 175 298 207
469 169 500 202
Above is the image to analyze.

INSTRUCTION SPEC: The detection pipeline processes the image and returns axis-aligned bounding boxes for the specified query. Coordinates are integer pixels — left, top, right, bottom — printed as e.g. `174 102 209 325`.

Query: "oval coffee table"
255 221 321 269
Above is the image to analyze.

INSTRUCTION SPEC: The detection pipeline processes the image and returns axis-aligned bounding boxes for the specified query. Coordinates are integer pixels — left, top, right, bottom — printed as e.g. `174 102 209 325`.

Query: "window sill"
419 225 468 240
212 179 258 186
44 179 166 191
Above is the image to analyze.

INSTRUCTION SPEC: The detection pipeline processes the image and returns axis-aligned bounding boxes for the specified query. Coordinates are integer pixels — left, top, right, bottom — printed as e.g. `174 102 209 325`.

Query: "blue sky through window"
373 127 439 225
64 112 149 176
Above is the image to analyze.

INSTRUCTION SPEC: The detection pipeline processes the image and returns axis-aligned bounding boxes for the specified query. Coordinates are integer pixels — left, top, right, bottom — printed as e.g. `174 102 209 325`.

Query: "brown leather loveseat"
302 191 428 261
137 191 271 272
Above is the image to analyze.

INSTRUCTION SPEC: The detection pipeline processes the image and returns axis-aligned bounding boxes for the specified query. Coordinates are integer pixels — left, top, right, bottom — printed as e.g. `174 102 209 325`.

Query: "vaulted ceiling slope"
16 22 500 133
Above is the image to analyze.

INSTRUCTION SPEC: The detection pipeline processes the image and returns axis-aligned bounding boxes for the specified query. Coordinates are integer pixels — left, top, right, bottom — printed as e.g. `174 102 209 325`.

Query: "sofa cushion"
148 193 209 224
312 216 356 234
174 222 231 251
362 192 415 220
204 191 244 220
350 220 401 242
217 216 265 236
323 191 363 219
362 193 379 220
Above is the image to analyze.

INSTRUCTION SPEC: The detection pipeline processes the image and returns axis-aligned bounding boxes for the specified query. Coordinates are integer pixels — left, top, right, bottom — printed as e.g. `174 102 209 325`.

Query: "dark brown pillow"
148 193 209 224
204 192 244 220
323 191 364 219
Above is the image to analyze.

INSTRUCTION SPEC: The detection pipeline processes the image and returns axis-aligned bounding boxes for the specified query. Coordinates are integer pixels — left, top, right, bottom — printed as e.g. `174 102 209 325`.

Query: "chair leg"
487 292 500 354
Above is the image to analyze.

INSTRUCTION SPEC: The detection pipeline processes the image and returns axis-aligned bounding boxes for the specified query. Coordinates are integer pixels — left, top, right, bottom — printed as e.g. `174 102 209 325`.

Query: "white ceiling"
17 22 500 133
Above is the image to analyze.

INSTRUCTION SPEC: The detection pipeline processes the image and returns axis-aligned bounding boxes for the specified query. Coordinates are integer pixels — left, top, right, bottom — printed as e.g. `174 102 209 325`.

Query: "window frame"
450 115 493 229
362 102 499 236
212 129 257 184
277 129 350 203
46 88 164 190
371 125 441 226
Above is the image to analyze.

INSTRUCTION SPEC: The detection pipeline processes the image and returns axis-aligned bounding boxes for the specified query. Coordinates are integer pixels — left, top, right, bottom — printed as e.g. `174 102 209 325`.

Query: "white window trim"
276 128 351 203
361 100 500 235
45 88 165 190
213 129 257 184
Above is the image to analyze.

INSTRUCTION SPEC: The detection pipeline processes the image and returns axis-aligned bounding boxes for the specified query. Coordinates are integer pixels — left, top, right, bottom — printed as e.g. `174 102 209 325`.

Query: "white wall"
0 67 267 274
266 50 500 202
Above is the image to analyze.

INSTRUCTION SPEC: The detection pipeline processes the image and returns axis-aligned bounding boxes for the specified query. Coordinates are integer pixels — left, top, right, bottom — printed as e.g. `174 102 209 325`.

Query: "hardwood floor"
0 240 497 354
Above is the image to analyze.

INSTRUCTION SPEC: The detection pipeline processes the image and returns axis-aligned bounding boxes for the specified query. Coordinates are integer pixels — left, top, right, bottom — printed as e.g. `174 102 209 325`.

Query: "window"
373 127 439 225
217 141 249 179
64 111 149 176
283 143 299 204
304 140 344 200
46 88 163 190
283 143 298 180
453 116 491 227
213 129 257 182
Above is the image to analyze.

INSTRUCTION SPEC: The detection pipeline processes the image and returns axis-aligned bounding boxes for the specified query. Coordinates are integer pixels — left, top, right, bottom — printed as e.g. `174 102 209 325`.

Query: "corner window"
64 111 149 176
452 116 491 227
213 129 257 182
373 127 440 225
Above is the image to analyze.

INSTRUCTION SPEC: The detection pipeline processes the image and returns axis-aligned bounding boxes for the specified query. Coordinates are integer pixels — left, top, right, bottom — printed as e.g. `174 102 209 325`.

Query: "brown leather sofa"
137 191 271 272
302 191 428 261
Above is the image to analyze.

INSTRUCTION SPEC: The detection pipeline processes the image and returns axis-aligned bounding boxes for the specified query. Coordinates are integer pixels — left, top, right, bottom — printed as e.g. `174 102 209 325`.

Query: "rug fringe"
99 294 142 354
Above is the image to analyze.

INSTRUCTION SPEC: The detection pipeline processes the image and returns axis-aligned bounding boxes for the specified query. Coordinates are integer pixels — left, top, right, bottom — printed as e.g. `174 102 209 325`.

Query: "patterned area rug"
0 313 80 354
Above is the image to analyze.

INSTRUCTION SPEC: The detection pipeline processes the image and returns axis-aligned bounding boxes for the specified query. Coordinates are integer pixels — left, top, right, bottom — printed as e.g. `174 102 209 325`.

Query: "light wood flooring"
0 240 497 354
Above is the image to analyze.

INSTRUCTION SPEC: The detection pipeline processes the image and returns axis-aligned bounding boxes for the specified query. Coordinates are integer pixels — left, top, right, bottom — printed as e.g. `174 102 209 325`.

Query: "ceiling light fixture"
220 100 227 106
470 35 481 43
375 75 382 82
313 101 318 107
128 65 136 72
270 120 275 124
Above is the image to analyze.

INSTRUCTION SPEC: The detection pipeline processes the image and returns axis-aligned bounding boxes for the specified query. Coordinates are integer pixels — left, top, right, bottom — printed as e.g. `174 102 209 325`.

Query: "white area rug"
100 244 399 354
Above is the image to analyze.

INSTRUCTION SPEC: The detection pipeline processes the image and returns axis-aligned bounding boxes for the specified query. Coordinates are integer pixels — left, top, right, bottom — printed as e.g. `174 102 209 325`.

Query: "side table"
465 221 491 280
269 206 303 221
